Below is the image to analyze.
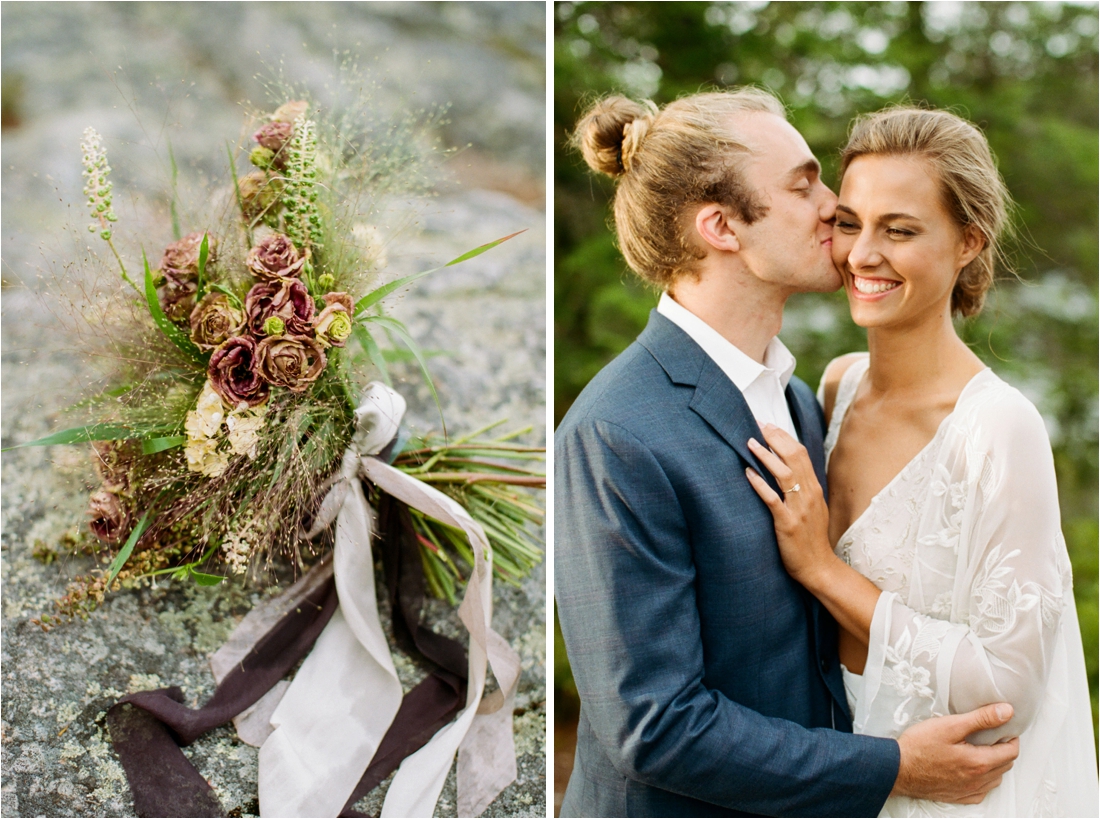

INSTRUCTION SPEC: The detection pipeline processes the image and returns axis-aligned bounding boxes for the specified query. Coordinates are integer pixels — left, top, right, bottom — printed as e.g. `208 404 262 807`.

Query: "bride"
745 107 1098 817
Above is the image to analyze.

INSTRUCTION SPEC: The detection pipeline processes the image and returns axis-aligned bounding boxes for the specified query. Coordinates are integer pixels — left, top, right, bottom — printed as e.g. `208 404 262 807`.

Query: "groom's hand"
891 703 1019 804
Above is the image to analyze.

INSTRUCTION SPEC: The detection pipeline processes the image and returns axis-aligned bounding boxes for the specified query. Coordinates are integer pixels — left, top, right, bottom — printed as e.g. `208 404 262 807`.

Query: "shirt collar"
657 292 796 392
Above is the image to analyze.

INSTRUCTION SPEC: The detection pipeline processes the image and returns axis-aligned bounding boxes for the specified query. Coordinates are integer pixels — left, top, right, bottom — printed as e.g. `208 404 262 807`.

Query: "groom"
555 91 1020 817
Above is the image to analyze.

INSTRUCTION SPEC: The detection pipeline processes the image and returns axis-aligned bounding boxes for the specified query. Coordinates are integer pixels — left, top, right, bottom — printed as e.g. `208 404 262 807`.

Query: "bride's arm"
747 407 1067 741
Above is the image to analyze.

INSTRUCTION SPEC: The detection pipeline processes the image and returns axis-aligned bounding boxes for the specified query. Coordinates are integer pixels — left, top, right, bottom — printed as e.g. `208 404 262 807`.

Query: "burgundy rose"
190 292 245 350
256 334 327 392
159 231 216 280
208 336 269 408
253 121 294 166
158 272 198 322
246 233 307 281
88 489 128 544
313 292 354 348
245 278 314 337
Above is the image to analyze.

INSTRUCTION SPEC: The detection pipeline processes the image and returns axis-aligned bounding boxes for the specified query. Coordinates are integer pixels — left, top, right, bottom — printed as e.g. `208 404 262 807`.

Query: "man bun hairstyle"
840 107 1014 318
571 88 786 289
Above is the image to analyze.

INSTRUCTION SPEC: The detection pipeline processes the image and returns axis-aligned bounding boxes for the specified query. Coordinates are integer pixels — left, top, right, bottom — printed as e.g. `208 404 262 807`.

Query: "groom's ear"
694 204 742 254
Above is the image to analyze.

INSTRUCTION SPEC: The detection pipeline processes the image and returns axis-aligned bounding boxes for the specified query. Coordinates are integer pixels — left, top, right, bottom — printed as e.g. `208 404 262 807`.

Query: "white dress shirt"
657 292 799 439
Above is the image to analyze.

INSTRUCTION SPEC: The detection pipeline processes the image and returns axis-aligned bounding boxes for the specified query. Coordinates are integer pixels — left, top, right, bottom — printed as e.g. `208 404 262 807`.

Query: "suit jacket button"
820 657 831 672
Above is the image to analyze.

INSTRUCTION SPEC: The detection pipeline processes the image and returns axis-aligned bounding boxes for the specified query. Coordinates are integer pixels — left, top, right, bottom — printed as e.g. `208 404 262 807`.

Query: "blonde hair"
840 107 1014 318
571 88 786 288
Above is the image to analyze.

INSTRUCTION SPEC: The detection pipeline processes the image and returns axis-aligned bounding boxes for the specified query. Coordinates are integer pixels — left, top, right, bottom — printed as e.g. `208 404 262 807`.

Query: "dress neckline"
826 356 991 547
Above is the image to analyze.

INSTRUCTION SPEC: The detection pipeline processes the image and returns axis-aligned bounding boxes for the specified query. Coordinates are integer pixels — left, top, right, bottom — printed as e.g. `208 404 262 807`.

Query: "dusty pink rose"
158 273 198 322
88 489 128 543
190 293 245 350
159 231 216 280
253 121 294 166
313 292 354 348
256 335 327 392
245 278 314 337
246 233 307 281
208 336 270 408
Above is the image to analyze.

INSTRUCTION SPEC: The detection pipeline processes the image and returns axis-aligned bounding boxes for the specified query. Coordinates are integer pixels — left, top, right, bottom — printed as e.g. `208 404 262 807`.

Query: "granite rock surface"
0 4 546 817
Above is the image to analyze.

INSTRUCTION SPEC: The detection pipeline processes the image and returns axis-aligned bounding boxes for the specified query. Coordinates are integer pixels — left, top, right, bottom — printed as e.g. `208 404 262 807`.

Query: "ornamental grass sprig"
393 422 545 603
81 127 137 291
282 116 323 259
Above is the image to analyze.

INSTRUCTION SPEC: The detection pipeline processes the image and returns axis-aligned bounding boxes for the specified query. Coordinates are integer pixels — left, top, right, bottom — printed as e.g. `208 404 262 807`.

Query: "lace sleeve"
857 392 1067 744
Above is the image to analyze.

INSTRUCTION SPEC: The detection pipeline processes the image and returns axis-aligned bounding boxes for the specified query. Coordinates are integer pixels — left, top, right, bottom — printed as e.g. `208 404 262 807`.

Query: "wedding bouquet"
16 97 542 623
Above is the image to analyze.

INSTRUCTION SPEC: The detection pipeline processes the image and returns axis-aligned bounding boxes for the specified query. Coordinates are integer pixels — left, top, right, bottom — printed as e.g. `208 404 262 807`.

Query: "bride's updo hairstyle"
840 108 1013 318
572 89 786 288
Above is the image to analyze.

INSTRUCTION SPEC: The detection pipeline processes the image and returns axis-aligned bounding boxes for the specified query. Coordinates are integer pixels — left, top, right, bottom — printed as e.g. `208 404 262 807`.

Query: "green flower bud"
100 229 112 240
317 273 335 290
96 202 106 213
106 212 118 222
262 315 286 336
88 224 97 233
250 146 276 169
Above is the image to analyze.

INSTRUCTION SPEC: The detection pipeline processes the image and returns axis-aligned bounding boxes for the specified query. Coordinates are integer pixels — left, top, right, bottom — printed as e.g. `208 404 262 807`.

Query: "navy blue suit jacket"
555 311 900 817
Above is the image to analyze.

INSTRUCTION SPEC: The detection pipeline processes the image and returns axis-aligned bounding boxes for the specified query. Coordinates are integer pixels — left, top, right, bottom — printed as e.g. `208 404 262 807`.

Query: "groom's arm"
556 417 899 817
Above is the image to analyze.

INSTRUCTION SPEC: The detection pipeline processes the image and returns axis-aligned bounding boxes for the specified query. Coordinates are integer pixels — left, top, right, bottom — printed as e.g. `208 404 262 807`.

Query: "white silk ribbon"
218 383 521 817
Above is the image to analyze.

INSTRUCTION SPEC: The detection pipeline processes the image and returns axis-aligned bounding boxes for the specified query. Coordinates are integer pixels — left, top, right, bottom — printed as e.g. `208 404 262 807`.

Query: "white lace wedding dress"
822 355 1098 818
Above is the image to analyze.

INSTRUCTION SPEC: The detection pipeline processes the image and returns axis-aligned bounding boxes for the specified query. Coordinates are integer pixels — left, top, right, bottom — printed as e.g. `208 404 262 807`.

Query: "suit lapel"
785 381 827 500
638 309 780 494
641 310 853 723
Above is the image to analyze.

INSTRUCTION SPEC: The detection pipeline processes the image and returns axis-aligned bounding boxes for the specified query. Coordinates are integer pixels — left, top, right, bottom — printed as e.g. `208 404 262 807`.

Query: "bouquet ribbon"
107 384 521 817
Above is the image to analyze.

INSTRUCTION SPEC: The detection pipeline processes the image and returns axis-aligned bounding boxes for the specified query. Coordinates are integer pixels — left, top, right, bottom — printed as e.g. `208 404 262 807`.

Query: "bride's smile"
832 154 983 330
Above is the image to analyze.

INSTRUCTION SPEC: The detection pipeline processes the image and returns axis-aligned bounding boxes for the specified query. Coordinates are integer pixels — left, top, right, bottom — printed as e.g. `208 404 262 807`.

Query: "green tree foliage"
554 1 1098 737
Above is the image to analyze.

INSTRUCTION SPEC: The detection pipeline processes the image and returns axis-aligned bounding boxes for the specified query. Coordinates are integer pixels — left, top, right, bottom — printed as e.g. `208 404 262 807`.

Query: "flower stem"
105 236 139 293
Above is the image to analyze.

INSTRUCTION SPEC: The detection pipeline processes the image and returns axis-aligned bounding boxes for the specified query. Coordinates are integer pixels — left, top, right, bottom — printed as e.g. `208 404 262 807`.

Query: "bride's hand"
744 424 835 586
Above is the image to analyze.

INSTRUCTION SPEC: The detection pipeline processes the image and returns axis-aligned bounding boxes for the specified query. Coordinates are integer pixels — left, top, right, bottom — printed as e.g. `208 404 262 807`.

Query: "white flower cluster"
81 127 117 240
221 523 253 576
184 381 268 478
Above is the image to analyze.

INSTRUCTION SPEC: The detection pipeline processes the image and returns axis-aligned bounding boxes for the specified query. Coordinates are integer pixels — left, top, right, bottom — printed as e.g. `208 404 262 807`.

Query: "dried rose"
158 272 198 322
208 336 270 408
190 293 245 350
238 171 281 221
256 335 327 392
245 278 314 337
313 292 355 348
272 100 309 124
159 231 216 280
253 121 294 166
88 489 128 543
246 233 307 281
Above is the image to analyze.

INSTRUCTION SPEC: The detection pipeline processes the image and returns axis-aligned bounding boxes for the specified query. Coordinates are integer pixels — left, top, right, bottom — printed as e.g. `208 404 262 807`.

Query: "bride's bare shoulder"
820 352 868 424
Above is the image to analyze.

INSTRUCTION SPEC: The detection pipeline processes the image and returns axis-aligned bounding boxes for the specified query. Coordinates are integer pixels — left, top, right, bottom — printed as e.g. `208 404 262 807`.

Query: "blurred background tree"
553 2 1098 809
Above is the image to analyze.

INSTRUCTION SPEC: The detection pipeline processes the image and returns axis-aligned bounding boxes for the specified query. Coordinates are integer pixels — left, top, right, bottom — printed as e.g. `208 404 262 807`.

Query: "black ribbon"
108 485 469 818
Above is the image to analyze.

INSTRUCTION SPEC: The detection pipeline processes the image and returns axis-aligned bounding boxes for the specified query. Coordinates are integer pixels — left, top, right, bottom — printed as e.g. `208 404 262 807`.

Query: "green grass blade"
366 315 444 433
205 282 243 309
353 230 526 316
445 229 526 266
142 436 186 454
143 249 208 364
107 509 152 585
188 566 224 586
167 140 181 241
3 423 176 451
353 323 391 386
196 233 209 297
